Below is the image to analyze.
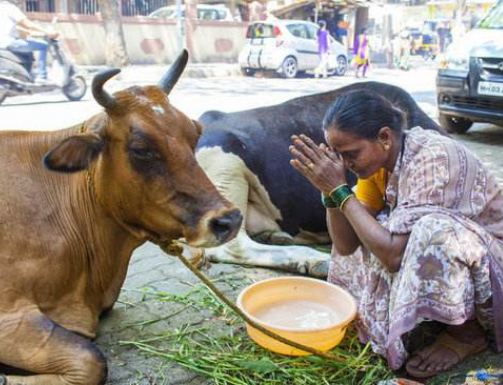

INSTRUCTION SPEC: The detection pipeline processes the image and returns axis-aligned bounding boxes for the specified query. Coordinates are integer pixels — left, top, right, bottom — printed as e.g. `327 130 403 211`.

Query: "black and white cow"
195 81 445 277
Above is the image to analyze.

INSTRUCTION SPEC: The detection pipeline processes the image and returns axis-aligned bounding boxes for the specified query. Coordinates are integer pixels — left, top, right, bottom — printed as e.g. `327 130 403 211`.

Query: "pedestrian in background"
397 31 412 71
353 27 370 78
314 20 330 79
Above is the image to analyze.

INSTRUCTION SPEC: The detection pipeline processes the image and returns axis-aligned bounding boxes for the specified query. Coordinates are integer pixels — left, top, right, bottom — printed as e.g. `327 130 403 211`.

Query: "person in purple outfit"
353 27 370 78
314 20 330 78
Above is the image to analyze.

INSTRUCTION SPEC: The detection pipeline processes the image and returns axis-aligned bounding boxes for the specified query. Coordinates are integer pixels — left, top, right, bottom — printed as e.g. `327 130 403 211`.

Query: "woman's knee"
414 213 453 228
411 213 459 243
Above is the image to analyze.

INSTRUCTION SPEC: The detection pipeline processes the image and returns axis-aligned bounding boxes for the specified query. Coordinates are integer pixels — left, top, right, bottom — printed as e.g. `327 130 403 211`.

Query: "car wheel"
438 113 473 134
334 55 347 76
241 68 256 77
62 76 87 101
281 56 298 79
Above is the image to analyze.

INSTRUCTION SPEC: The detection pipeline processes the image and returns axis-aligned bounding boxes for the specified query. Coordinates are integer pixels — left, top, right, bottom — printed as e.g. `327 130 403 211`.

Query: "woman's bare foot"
406 320 488 378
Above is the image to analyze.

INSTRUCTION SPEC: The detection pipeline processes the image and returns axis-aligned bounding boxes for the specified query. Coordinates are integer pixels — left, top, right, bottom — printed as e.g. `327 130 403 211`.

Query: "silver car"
238 19 348 78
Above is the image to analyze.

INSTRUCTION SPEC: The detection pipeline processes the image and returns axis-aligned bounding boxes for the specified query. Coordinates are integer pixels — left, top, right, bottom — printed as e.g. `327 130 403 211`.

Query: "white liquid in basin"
254 300 344 329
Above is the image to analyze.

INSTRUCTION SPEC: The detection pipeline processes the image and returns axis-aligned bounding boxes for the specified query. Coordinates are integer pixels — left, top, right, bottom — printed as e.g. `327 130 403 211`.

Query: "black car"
436 1 503 134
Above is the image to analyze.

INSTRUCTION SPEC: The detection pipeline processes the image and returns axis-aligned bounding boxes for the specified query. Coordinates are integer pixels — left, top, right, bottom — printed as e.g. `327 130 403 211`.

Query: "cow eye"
130 146 155 160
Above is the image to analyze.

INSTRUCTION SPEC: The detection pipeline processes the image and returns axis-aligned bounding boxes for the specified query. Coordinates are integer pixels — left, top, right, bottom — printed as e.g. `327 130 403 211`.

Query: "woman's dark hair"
322 90 405 139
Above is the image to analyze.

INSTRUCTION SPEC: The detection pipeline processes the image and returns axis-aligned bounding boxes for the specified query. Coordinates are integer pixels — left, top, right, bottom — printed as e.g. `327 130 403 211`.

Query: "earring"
379 138 388 150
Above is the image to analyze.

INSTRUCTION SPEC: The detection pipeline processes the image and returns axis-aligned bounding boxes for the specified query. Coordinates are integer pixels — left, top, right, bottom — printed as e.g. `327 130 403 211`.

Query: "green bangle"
339 193 355 212
329 184 348 196
321 192 338 208
329 184 353 208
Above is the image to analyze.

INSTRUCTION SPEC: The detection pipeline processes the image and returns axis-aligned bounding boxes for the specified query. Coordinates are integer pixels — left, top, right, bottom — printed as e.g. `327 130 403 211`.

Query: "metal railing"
25 0 168 15
25 0 55 12
122 0 168 16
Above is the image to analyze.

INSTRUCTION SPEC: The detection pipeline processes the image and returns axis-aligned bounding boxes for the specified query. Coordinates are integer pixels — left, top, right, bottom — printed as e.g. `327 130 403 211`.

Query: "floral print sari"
328 127 503 369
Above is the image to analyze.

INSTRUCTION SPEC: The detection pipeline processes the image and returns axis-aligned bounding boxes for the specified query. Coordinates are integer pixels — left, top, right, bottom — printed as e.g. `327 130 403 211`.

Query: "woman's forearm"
326 208 362 255
340 197 408 272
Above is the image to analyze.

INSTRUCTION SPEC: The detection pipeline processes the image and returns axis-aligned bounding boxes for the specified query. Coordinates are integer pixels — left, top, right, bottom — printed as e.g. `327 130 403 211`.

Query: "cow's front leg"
196 148 330 277
0 309 106 385
207 231 331 277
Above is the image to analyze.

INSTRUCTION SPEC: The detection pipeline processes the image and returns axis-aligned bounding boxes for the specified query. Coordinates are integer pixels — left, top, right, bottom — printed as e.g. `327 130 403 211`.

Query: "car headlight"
440 54 469 71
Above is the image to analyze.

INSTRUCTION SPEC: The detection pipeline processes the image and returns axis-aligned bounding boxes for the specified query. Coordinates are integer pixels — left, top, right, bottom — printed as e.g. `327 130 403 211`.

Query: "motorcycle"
0 35 87 105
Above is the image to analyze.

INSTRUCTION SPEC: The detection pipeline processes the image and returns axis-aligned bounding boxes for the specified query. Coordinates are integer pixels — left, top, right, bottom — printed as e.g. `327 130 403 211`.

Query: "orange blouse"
355 168 387 212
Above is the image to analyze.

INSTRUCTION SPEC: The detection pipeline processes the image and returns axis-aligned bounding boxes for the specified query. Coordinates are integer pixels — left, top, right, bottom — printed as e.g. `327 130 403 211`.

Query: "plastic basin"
237 276 357 356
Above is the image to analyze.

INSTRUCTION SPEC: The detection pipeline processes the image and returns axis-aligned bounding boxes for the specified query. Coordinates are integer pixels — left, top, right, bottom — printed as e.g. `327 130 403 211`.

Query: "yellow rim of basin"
236 276 357 333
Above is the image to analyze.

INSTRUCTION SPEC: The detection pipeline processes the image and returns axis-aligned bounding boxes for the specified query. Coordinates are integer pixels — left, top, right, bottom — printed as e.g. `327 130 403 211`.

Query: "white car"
148 4 235 21
238 20 348 78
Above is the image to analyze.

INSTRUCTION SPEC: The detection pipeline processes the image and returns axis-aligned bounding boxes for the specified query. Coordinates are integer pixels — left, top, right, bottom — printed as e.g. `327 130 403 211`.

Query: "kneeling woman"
289 90 503 378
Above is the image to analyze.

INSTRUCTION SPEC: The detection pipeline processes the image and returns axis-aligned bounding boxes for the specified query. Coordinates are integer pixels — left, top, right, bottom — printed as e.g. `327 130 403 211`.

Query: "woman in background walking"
353 27 370 78
314 20 330 78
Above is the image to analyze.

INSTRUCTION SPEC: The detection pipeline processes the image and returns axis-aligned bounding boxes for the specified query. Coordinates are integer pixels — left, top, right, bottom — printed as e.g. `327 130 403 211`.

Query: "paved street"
1 63 502 384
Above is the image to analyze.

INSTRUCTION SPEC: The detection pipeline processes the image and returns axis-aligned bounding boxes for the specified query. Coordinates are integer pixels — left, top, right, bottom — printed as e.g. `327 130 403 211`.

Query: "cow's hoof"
308 261 329 278
253 231 294 245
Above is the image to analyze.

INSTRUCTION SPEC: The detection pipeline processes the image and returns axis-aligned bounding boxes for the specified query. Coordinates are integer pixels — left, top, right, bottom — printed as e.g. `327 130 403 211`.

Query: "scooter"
0 36 87 105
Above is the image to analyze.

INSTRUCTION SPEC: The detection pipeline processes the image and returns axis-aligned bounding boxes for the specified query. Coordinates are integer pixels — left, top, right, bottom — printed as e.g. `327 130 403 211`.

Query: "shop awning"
272 0 370 17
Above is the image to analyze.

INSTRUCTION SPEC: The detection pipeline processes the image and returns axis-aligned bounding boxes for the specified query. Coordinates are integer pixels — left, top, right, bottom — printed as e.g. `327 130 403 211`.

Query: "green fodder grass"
120 280 392 385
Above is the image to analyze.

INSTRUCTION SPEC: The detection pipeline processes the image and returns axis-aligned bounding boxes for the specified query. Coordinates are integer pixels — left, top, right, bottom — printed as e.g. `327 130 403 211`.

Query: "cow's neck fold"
65 121 144 309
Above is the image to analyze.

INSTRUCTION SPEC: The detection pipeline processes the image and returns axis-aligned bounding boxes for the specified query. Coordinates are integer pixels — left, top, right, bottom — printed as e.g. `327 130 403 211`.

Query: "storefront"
270 0 369 50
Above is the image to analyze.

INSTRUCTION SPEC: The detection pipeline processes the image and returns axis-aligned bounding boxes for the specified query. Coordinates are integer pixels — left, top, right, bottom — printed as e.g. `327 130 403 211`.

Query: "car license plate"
478 81 503 97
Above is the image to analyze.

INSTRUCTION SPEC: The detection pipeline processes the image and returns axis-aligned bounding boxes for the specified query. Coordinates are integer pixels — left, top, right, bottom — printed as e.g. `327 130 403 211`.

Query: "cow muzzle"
187 208 242 248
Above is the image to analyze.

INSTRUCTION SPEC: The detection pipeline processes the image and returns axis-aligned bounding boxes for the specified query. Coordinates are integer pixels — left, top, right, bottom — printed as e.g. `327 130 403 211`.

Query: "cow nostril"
210 210 242 241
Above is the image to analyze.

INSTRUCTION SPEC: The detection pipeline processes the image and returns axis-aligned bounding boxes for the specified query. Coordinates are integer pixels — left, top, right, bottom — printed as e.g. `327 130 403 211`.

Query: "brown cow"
0 50 242 385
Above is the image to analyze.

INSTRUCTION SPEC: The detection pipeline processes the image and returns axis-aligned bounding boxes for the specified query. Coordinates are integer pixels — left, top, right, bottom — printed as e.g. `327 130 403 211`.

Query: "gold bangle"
339 194 355 212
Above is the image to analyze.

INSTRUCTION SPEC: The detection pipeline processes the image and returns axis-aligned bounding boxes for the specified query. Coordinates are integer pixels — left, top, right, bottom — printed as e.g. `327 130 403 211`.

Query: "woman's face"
325 127 388 179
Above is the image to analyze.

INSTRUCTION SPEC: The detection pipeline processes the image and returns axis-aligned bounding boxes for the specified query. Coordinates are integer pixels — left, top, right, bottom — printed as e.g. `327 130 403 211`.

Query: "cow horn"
158 49 189 95
92 68 121 109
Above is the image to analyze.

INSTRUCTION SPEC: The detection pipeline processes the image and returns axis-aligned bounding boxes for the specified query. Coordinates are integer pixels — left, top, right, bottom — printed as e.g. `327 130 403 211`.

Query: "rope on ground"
159 240 346 363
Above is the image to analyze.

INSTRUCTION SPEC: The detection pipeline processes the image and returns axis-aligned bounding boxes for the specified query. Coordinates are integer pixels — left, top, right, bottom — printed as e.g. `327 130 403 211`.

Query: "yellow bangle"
339 194 355 212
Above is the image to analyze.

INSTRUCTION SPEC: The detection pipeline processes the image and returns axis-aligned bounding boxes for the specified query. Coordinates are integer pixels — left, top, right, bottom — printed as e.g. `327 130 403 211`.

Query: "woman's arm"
341 196 409 272
289 134 408 272
326 202 376 256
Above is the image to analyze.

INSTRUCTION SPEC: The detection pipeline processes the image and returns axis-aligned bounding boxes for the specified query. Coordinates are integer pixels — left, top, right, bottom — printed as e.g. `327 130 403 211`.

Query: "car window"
247 23 275 38
199 9 218 20
149 6 228 20
305 24 318 40
150 9 176 18
478 0 503 29
287 24 308 39
216 9 228 20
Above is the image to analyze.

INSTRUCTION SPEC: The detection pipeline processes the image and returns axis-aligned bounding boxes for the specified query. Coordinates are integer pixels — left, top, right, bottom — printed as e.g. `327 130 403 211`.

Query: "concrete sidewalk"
79 56 436 81
81 62 242 80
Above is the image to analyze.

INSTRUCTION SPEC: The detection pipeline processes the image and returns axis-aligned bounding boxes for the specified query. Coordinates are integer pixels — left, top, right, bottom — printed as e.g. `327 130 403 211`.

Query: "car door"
246 23 276 69
285 23 316 70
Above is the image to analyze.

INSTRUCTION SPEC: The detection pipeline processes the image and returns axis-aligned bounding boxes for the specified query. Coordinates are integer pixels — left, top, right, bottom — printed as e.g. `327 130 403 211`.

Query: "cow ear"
43 134 104 173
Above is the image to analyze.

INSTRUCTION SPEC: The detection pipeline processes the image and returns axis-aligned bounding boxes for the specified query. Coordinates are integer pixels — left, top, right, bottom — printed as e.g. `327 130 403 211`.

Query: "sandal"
405 331 488 378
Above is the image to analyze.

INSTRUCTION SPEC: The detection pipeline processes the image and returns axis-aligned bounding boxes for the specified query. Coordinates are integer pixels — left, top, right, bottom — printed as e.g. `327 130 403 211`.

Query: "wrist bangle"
339 194 355 212
321 192 338 208
328 184 348 197
329 184 354 209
